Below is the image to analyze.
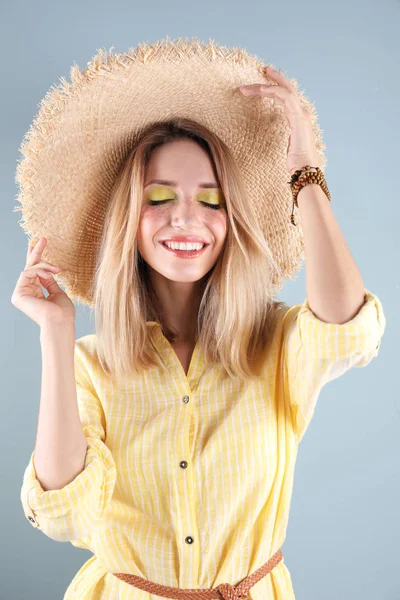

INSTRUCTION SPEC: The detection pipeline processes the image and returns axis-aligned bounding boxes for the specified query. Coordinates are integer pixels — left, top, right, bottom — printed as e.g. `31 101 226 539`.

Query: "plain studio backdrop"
1 0 398 598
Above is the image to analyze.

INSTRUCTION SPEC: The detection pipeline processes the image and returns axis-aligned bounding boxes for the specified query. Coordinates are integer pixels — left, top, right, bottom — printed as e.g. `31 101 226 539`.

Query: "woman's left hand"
239 65 321 176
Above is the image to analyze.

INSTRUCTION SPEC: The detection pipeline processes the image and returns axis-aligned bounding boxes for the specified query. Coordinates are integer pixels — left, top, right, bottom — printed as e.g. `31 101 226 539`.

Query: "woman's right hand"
11 237 76 328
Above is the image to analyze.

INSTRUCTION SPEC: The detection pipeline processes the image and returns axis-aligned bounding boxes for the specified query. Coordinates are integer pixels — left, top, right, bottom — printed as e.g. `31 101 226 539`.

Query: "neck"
147 267 207 342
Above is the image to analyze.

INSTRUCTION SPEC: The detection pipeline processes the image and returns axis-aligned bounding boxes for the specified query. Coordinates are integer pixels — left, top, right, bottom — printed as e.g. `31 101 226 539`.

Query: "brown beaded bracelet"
288 166 331 226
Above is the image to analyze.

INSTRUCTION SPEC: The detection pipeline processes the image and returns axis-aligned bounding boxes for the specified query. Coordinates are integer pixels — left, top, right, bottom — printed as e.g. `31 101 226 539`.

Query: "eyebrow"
144 179 221 189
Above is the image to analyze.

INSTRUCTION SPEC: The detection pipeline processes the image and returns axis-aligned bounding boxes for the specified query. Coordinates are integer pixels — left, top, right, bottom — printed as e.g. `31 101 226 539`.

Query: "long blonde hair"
90 117 288 382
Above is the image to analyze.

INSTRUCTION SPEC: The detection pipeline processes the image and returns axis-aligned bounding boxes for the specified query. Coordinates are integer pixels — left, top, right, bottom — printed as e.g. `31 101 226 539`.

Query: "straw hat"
13 36 327 306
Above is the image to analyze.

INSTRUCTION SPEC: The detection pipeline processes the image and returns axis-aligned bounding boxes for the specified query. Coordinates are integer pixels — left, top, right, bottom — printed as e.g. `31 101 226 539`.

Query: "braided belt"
112 548 283 599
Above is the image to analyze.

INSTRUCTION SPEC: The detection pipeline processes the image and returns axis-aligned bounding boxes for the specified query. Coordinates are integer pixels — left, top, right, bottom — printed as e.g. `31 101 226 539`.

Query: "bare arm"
296 183 366 324
33 320 88 491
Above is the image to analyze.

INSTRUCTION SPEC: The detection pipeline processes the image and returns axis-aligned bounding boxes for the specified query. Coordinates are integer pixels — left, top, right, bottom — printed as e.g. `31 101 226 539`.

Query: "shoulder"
74 334 99 371
270 300 298 334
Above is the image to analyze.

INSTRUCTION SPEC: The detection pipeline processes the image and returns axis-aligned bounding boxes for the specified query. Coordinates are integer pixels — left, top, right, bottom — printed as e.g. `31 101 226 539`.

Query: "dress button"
182 395 190 403
179 460 188 469
185 536 194 544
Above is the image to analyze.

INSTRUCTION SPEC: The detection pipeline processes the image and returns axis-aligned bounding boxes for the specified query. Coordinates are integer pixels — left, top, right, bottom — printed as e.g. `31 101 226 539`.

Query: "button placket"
180 393 196 551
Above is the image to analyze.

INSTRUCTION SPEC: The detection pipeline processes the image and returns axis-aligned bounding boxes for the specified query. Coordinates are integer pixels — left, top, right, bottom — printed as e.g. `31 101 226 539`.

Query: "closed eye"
148 200 222 211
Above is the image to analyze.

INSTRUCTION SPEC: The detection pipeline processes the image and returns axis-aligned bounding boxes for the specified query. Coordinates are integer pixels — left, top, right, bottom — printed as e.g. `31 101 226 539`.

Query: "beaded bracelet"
288 166 331 226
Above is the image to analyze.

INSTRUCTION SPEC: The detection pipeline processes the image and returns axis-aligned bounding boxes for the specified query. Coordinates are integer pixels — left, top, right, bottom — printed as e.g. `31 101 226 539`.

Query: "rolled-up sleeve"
20 338 117 542
281 288 386 443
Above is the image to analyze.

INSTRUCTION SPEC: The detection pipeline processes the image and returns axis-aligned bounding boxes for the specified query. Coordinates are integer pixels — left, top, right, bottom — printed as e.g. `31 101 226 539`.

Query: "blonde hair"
90 116 288 383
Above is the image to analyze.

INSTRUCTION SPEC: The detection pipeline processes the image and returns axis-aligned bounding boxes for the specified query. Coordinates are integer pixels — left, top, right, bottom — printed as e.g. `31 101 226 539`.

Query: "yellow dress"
20 288 386 599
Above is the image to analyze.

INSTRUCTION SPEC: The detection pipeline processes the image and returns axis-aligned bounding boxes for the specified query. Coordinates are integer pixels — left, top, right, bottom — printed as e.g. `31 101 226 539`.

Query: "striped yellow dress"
21 288 386 599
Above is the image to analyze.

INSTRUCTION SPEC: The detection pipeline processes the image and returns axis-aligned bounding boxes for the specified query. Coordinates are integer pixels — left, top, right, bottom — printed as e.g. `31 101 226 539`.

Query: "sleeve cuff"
295 287 386 360
21 432 116 533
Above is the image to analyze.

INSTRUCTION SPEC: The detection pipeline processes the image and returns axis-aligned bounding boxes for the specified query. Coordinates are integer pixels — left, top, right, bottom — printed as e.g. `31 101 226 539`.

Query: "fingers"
18 263 60 284
263 65 294 93
239 65 296 100
11 262 62 312
14 264 61 300
25 261 61 273
26 237 61 272
26 236 46 267
240 83 289 99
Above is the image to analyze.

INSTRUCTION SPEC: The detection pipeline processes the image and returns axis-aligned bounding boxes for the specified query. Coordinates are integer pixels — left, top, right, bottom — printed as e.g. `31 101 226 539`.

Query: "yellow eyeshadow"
196 190 223 205
146 186 224 205
146 186 175 201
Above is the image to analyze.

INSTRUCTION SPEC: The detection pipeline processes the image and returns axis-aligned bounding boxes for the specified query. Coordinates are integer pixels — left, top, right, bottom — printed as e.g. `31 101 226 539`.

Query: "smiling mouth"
160 241 209 257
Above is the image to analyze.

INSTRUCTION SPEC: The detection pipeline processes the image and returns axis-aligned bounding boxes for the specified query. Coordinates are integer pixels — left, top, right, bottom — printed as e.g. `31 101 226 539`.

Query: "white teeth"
164 242 205 251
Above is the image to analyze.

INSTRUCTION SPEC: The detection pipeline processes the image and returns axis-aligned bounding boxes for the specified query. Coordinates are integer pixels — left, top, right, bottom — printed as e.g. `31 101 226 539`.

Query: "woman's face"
137 139 228 283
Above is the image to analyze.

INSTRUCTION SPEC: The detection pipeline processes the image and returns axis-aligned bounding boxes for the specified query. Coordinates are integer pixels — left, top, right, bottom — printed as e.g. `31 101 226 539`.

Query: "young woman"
12 39 386 600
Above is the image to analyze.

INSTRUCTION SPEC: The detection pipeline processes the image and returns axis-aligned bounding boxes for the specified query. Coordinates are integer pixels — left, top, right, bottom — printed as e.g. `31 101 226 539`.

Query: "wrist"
40 319 76 341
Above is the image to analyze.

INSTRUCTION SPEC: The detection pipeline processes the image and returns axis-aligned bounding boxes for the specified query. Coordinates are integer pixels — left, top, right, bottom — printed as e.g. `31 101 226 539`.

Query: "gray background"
1 0 399 598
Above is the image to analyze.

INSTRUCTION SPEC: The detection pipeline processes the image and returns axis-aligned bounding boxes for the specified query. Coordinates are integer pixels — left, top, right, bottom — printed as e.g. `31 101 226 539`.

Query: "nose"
170 199 203 226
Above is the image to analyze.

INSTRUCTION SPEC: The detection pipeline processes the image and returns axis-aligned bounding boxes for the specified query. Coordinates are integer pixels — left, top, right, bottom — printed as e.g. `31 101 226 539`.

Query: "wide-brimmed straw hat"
13 35 327 306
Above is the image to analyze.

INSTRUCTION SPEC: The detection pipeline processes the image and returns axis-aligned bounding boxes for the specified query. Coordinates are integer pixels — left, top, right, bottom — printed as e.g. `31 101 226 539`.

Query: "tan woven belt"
112 548 283 599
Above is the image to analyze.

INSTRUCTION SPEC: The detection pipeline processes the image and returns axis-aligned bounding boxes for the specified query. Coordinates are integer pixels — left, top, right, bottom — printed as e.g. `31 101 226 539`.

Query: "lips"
160 241 209 257
161 240 209 245
161 241 208 248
